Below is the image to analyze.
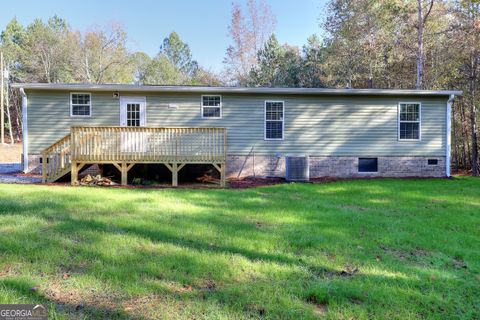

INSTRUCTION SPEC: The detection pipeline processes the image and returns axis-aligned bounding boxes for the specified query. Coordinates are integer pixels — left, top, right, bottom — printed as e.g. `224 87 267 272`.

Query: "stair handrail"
41 134 72 183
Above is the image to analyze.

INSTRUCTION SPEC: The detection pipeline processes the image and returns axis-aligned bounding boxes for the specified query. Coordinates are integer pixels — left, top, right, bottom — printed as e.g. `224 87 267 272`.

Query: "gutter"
20 88 28 172
446 94 455 177
11 83 463 97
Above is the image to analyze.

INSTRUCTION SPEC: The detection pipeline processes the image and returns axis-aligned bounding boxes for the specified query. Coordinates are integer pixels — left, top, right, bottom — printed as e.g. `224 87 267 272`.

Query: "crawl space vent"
285 155 310 181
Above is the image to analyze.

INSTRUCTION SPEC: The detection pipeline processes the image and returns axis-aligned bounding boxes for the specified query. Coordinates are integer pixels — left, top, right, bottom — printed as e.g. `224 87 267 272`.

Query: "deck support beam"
165 163 186 187
112 162 135 185
213 163 226 187
121 163 128 185
42 153 47 183
71 162 86 185
71 162 78 185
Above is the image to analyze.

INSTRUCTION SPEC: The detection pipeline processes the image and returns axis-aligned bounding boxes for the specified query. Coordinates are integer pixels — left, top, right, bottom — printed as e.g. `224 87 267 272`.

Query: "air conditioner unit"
285 155 309 181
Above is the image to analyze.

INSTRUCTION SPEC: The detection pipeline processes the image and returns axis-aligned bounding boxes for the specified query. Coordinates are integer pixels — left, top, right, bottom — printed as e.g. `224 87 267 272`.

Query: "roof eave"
10 83 463 96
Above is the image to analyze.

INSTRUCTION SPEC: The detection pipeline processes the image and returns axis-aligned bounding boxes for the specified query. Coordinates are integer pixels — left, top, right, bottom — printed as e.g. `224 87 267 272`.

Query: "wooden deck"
42 126 227 186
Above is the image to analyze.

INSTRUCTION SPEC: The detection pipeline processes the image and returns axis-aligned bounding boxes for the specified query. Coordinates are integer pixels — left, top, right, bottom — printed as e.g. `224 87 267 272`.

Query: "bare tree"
415 0 434 89
77 23 133 84
223 0 276 85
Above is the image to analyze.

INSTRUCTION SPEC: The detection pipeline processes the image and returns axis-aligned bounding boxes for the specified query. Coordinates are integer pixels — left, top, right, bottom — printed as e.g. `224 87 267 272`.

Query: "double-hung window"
265 101 284 140
398 103 421 140
70 93 91 117
201 95 221 118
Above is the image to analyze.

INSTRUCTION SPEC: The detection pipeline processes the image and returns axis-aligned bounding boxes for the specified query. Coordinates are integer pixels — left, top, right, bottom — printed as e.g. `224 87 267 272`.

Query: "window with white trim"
70 93 91 116
399 103 420 140
201 95 221 118
265 101 284 140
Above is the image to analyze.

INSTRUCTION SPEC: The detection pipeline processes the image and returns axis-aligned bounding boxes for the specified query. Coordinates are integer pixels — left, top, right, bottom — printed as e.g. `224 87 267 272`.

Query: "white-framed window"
265 101 284 140
201 95 222 118
70 93 91 117
398 102 421 140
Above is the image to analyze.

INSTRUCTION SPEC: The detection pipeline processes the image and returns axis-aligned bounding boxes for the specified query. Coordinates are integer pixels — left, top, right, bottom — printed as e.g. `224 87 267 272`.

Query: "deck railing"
41 134 72 183
70 126 227 163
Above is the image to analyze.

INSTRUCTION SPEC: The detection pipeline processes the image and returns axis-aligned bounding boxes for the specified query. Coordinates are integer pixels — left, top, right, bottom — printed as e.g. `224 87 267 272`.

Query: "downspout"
20 88 28 173
446 94 455 178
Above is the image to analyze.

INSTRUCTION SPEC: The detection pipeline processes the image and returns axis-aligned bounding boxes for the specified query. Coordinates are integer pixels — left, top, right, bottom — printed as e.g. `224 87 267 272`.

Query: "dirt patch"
229 177 284 188
41 281 125 318
451 257 468 270
0 143 22 163
339 265 360 277
202 279 217 291
306 294 328 316
0 264 20 277
308 264 360 279
380 244 428 261
122 294 184 319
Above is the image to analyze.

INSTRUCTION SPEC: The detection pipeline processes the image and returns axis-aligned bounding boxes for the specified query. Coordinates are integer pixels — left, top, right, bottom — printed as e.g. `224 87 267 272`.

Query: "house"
12 83 461 186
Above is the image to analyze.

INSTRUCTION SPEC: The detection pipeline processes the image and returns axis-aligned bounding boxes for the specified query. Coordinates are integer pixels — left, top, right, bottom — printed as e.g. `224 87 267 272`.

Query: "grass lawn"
0 178 479 319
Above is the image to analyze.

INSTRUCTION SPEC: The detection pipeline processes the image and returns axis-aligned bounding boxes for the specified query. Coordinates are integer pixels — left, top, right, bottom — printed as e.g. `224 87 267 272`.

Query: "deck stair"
42 134 72 183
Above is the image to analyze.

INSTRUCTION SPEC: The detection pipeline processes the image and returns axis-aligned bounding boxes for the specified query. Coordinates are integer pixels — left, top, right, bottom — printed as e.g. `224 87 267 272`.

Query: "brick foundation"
226 155 446 178
28 154 446 179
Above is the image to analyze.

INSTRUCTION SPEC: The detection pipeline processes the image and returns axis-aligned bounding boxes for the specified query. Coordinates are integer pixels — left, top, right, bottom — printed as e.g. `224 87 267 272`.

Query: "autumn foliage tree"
223 0 276 85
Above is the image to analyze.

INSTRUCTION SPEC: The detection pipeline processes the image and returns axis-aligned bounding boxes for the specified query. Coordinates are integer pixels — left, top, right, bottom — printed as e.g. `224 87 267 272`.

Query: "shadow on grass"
0 179 479 318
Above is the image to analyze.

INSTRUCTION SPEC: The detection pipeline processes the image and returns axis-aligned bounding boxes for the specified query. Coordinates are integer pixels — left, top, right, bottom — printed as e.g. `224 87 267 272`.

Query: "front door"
119 97 147 153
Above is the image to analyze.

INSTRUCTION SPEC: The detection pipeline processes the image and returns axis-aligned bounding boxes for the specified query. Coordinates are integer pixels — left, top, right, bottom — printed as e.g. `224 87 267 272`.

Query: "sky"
0 0 327 73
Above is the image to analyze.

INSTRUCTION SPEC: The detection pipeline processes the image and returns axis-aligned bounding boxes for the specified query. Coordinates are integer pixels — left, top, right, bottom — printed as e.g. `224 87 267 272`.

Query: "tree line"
0 0 478 175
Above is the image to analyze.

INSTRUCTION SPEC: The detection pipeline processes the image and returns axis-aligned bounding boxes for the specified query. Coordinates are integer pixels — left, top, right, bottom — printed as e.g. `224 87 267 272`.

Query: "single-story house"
12 83 461 186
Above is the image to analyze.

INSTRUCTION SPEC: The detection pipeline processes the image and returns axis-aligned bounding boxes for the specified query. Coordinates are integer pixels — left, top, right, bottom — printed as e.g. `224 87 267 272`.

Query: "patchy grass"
0 177 479 319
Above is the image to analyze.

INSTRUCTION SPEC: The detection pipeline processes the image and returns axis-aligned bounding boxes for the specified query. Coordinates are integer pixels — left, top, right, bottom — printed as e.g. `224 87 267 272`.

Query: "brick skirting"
27 154 446 179
226 155 446 178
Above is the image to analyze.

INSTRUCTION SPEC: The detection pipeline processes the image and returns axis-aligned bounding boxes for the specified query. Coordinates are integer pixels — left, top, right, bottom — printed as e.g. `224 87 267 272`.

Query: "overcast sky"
0 0 327 73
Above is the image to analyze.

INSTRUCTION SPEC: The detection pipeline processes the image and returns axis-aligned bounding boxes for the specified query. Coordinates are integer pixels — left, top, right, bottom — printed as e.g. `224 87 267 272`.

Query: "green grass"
0 178 479 319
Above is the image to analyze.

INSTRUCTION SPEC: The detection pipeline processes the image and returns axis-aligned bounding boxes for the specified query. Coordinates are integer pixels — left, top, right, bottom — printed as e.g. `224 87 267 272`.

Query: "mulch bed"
228 176 338 189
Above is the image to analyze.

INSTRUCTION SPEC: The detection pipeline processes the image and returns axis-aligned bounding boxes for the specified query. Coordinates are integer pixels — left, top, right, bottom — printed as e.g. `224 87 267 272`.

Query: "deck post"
220 163 226 188
71 162 78 185
42 152 47 183
172 163 178 187
121 162 128 185
213 163 226 188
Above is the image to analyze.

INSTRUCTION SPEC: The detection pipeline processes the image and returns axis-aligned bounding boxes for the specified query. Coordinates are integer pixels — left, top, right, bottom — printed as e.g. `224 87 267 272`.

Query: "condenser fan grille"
285 155 309 181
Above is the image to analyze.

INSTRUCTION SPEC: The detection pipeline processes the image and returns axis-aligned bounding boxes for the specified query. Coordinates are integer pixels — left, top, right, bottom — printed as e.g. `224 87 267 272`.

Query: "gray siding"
26 90 447 156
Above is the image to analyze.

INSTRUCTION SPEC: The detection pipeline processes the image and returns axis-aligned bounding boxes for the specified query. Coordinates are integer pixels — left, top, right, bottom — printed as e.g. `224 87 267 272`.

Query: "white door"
119 97 147 153
120 97 146 127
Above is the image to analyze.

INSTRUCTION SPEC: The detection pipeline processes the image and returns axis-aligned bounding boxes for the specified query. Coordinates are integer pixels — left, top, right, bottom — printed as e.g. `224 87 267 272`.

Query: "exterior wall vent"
285 155 310 181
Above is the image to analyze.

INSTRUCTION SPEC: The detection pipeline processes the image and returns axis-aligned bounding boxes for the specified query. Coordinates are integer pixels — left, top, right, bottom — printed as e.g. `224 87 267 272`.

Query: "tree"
248 34 283 86
159 32 198 77
0 17 26 80
248 34 302 87
21 16 73 83
191 67 222 86
131 51 152 84
301 35 327 88
77 23 133 83
0 18 25 142
224 0 276 85
143 54 183 85
415 0 434 89
451 0 480 175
